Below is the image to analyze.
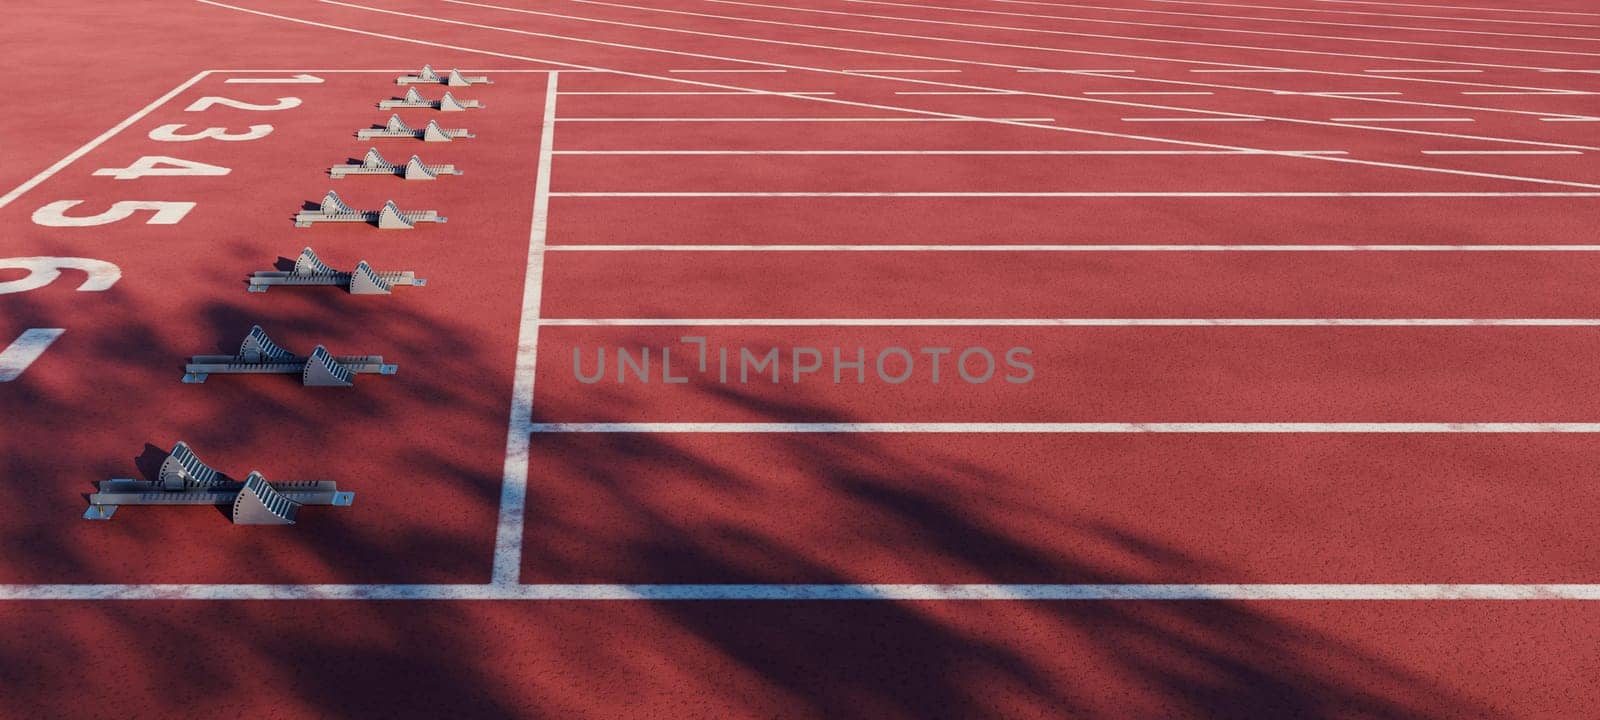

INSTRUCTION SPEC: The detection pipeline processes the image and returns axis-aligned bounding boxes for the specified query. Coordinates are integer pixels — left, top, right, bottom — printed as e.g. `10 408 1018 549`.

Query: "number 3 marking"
148 123 274 142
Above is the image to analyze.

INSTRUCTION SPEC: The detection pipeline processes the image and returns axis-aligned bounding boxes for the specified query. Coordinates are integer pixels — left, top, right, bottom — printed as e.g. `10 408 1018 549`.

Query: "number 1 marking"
224 74 323 84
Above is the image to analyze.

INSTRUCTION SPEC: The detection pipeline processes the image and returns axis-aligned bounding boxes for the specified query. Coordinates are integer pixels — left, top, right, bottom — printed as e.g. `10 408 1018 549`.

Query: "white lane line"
552 192 1600 197
1540 69 1600 73
0 71 208 211
6 583 1600 600
1084 91 1214 95
1331 117 1476 121
1423 150 1582 155
437 0 1600 152
559 90 835 95
1461 91 1594 95
866 0 1600 54
669 68 785 72
547 244 1600 251
676 0 1595 122
530 423 1600 433
237 0 1600 192
1132 0 1600 29
1365 69 1484 73
844 68 961 72
490 72 560 587
1122 117 1263 121
552 150 1349 155
686 0 1590 77
1190 68 1302 73
554 117 1057 121
894 90 1017 94
1542 116 1600 121
939 0 1600 41
1018 68 1137 73
1307 91 1403 95
1314 0 1600 18
0 329 65 382
538 318 1600 326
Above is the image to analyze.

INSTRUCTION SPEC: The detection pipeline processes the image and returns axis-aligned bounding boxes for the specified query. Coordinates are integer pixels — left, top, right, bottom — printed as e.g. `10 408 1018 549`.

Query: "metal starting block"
331 148 459 180
357 114 473 142
379 87 483 111
182 325 397 386
84 441 354 524
294 190 444 229
396 65 492 86
250 247 426 294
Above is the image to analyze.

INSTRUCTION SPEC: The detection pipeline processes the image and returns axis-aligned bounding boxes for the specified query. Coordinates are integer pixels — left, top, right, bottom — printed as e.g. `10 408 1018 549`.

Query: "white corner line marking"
0 71 210 211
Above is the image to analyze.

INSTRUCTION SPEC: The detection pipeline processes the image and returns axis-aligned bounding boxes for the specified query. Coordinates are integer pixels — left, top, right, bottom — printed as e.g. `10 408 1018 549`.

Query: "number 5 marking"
32 200 195 227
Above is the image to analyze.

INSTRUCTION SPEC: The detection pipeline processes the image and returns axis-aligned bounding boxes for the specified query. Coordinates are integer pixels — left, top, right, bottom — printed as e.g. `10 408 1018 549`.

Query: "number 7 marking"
0 329 65 382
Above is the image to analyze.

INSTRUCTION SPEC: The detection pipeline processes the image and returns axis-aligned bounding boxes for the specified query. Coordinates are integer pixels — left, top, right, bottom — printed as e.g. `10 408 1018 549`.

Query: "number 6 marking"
0 257 121 294
32 200 195 227
183 96 301 112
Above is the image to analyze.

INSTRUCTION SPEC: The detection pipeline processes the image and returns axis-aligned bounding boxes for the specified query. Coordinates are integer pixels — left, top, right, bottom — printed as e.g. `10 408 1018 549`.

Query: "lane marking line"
0 329 65 382
4 584 1600 600
550 192 1600 197
529 423 1600 433
537 318 1600 326
545 245 1600 251
490 72 560 587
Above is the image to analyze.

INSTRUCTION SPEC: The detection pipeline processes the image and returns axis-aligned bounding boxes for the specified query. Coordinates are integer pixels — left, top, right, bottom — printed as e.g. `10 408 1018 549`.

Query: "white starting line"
3 584 1599 600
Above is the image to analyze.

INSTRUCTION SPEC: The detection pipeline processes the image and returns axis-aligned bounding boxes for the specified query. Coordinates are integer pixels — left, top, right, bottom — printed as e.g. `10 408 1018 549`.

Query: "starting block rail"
84 442 355 524
250 247 427 294
397 65 492 86
294 190 444 229
379 87 483 111
357 114 473 142
330 148 459 180
182 325 397 386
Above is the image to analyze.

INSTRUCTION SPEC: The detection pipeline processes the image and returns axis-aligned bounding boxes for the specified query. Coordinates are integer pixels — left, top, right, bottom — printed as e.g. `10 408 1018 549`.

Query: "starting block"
357 114 474 142
331 148 459 180
397 65 492 86
250 247 426 295
379 87 483 111
294 190 444 229
84 441 355 524
182 325 397 386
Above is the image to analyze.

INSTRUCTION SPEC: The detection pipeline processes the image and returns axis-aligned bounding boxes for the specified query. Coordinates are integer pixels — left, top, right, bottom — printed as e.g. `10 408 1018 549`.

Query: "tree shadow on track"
0 269 1504 718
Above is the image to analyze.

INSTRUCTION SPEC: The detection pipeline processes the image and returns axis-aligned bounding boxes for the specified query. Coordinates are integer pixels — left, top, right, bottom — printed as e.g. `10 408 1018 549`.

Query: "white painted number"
32 200 195 227
148 123 273 142
0 329 65 382
92 155 231 181
183 96 301 112
224 74 323 84
0 257 121 294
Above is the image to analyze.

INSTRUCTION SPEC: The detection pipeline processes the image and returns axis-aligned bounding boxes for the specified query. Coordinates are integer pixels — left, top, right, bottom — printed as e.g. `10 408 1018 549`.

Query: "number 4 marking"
0 329 64 382
92 155 231 181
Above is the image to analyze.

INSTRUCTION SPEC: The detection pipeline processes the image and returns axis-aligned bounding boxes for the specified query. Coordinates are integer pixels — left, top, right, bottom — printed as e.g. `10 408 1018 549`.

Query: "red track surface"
5 0 1600 717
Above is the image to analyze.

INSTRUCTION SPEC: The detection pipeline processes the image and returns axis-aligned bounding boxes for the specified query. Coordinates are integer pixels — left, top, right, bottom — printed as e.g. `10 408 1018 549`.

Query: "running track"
3 0 1600 716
